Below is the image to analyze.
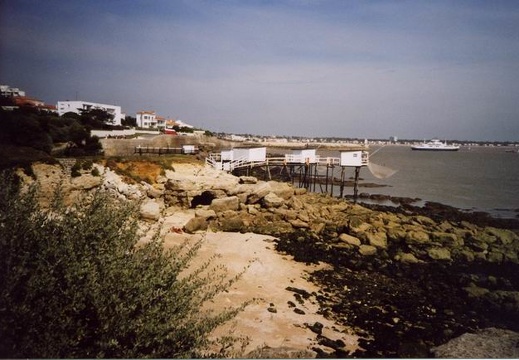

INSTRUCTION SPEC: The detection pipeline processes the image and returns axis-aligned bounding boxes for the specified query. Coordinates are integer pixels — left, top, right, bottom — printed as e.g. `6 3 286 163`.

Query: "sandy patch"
162 230 359 356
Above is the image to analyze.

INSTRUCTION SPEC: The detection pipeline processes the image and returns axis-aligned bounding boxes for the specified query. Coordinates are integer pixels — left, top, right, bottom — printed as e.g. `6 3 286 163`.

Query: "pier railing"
134 146 199 156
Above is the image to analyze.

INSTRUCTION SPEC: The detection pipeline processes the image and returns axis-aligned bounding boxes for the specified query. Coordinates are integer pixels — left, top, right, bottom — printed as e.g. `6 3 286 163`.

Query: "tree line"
0 98 112 157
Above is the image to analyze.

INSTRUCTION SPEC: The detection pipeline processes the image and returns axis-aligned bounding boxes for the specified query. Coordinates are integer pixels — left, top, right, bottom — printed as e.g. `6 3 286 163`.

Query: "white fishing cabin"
216 147 267 171
340 150 369 167
285 148 318 164
232 147 267 162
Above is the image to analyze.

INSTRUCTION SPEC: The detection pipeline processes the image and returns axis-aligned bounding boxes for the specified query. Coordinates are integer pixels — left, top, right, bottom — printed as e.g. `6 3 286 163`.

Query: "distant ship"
411 139 460 151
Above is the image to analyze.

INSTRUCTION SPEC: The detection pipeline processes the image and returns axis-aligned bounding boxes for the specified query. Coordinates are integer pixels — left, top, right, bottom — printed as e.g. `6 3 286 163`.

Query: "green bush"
0 171 247 358
71 161 82 177
81 159 94 170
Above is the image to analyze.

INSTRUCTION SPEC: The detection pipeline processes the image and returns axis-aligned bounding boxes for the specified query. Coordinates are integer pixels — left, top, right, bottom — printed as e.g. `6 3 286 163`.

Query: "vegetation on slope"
0 171 247 358
0 105 105 169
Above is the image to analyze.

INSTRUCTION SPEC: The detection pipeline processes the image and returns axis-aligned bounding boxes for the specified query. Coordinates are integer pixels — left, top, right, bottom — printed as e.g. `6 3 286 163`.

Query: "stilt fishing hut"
207 147 267 172
339 150 369 201
283 148 319 190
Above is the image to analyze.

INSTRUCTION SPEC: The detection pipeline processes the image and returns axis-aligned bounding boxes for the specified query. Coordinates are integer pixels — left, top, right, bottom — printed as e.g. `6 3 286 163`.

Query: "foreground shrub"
0 171 246 358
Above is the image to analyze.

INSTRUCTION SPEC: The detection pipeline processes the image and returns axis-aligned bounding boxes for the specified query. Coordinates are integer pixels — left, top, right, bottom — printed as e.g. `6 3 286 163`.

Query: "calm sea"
320 145 519 219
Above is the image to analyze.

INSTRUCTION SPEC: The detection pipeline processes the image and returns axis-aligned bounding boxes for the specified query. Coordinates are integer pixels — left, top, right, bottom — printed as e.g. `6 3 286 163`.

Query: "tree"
0 172 248 358
79 108 115 129
122 115 137 127
0 95 15 107
84 135 103 155
68 121 89 146
0 109 53 153
62 111 81 120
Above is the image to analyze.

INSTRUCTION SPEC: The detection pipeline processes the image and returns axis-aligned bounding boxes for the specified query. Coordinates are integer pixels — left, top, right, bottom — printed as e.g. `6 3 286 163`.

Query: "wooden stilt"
324 164 330 193
353 166 361 204
312 164 317 192
330 165 335 196
339 167 346 198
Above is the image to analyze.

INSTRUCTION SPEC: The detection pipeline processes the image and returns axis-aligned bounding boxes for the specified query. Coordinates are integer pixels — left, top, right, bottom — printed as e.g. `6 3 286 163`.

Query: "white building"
136 111 157 128
175 119 194 129
57 100 123 126
1 85 26 97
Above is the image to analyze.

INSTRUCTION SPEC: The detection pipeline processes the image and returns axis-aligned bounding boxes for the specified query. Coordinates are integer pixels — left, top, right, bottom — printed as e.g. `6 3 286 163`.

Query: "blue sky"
1 0 519 141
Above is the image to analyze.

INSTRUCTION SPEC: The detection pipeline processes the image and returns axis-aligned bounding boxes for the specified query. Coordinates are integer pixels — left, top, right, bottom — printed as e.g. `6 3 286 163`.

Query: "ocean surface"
321 145 519 219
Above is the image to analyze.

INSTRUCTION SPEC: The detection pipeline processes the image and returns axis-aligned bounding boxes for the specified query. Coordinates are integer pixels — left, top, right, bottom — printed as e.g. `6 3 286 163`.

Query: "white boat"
411 139 460 151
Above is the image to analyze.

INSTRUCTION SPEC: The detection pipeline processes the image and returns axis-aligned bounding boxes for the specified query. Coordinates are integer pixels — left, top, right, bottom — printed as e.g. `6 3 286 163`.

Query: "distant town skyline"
1 1 519 141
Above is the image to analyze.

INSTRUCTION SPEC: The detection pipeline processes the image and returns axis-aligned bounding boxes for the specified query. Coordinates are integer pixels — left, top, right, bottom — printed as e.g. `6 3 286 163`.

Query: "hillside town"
1 84 195 135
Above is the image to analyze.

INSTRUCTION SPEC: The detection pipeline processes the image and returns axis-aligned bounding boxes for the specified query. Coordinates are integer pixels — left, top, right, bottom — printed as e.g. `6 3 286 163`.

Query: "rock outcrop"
18 160 519 358
23 161 519 268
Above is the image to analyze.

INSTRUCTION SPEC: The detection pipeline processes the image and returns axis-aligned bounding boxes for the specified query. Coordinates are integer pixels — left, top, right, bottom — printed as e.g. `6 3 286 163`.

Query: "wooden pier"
205 150 368 201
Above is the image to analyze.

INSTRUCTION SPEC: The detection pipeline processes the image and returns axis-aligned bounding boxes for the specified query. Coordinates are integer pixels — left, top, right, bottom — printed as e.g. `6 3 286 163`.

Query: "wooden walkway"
134 146 198 156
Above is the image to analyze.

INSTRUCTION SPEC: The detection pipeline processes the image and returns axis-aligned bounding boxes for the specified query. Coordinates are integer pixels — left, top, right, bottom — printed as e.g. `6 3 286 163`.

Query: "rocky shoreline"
19 160 519 357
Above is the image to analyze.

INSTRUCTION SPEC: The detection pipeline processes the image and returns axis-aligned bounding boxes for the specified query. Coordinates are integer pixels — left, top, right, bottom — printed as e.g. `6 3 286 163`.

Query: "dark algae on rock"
275 222 519 358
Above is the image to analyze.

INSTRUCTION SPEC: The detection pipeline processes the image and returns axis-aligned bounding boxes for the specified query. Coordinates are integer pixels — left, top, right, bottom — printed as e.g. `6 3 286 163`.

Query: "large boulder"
485 227 519 245
262 192 285 208
348 217 372 235
289 219 310 229
140 199 161 221
487 250 504 264
184 216 208 233
358 245 377 256
427 247 452 261
103 166 143 199
267 181 294 200
386 228 407 242
396 252 420 264
431 327 519 358
219 216 246 232
405 230 430 244
209 196 240 212
163 179 192 207
338 233 361 247
146 185 163 199
247 183 272 204
431 231 463 247
364 231 388 249
71 174 102 190
472 230 498 244
195 208 217 220
412 215 436 227
239 176 258 184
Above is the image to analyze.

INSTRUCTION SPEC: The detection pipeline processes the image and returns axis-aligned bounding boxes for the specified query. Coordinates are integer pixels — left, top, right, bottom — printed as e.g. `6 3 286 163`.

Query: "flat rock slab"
431 327 519 358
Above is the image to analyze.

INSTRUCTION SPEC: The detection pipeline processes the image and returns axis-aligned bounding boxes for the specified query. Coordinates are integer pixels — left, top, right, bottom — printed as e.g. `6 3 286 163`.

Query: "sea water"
337 145 519 218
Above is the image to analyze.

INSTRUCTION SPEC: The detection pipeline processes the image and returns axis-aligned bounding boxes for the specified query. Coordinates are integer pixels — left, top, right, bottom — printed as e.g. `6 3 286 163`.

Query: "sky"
1 0 519 141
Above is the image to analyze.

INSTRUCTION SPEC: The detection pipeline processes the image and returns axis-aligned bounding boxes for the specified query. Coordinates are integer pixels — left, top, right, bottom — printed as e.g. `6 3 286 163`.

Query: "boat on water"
411 139 460 151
